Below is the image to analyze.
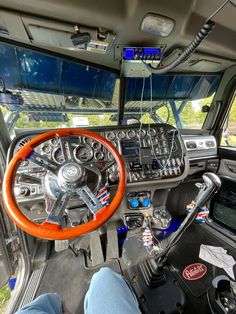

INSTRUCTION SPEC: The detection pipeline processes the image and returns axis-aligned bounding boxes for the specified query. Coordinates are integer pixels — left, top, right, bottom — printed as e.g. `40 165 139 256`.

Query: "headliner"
0 0 236 72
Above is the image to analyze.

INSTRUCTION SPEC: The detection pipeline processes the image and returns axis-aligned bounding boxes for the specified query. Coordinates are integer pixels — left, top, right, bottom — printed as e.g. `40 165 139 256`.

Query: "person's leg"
84 267 141 314
15 293 62 314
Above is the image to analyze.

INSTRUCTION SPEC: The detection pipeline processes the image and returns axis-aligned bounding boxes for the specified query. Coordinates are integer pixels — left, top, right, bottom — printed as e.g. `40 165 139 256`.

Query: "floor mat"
36 249 121 314
167 223 236 298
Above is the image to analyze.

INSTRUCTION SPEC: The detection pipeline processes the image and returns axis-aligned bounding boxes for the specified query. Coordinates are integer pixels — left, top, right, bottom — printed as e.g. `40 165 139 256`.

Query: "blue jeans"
16 267 141 314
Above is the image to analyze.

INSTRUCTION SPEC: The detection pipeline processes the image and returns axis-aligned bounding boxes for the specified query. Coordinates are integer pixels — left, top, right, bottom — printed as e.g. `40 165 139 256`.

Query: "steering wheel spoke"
46 191 71 225
29 151 59 174
76 186 102 214
101 160 116 174
59 136 74 162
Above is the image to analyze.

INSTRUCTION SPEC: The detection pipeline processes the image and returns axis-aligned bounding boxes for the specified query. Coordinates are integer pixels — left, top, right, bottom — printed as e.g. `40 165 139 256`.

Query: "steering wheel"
2 128 126 240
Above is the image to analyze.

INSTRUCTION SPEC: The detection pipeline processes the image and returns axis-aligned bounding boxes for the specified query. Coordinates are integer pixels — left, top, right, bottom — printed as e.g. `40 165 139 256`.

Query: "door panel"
218 157 236 180
0 217 13 286
209 147 236 234
0 149 14 287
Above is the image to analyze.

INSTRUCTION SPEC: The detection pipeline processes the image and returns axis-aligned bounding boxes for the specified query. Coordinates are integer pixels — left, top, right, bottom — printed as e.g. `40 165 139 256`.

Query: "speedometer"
74 145 93 162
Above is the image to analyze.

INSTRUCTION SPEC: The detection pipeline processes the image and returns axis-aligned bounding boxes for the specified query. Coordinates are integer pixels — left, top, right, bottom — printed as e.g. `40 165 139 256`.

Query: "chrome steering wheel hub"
58 162 85 188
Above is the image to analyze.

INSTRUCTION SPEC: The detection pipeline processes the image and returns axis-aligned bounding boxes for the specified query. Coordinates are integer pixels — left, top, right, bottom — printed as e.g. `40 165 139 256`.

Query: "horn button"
58 162 85 188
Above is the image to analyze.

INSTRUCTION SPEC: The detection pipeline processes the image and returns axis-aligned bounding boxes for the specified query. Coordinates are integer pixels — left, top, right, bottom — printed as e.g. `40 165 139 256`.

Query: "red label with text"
182 263 207 281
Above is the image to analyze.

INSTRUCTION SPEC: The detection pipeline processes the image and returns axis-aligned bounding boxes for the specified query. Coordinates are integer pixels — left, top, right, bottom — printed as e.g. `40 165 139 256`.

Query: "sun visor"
125 74 221 101
21 16 115 54
0 42 118 100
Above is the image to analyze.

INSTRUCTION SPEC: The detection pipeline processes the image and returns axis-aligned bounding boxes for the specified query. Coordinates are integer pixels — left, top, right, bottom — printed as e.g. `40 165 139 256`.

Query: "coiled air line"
146 0 231 74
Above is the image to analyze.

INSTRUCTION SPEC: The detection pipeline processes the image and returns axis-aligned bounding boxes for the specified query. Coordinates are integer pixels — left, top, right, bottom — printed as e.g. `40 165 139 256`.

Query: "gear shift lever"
195 172 221 207
139 173 221 288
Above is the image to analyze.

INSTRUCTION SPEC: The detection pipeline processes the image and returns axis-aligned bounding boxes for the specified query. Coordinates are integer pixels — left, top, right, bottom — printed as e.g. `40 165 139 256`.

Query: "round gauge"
108 152 114 160
148 138 158 146
52 147 64 164
94 151 104 161
106 132 116 141
50 138 59 146
117 130 126 139
41 144 51 154
147 128 156 137
127 130 136 139
74 145 93 162
21 160 29 167
92 142 101 150
137 129 146 138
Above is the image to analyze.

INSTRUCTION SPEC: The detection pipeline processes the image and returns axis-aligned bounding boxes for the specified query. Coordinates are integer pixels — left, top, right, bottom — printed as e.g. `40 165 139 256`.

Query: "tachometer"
74 145 93 162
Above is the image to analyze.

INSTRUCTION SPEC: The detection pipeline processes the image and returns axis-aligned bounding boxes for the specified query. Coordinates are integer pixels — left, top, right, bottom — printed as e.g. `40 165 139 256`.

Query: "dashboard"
11 124 188 186
8 124 217 226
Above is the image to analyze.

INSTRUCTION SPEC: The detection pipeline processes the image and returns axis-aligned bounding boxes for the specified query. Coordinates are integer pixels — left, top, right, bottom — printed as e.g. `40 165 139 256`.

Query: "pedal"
54 240 69 252
106 222 119 260
90 230 104 266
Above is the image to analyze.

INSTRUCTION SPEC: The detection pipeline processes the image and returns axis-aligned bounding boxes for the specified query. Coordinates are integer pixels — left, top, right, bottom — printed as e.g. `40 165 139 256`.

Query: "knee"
92 267 116 282
97 267 114 276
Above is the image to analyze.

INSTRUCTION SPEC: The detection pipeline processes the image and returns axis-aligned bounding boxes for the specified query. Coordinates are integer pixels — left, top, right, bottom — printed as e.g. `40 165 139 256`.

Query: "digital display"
143 48 160 55
123 47 162 60
121 140 140 157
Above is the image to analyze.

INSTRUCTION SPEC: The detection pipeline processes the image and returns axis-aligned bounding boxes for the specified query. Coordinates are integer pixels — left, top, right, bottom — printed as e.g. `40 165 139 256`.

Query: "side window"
221 93 236 147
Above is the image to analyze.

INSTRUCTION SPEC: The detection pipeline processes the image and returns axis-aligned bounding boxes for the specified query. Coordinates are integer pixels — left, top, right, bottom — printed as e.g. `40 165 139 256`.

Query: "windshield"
0 42 119 135
0 42 222 134
124 75 221 129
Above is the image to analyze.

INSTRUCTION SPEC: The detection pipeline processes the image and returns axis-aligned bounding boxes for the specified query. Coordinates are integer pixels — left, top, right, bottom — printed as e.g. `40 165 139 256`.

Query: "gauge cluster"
38 137 105 165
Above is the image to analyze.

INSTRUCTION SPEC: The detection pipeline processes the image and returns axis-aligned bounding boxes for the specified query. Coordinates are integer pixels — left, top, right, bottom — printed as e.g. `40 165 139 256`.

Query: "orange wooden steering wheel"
2 128 126 240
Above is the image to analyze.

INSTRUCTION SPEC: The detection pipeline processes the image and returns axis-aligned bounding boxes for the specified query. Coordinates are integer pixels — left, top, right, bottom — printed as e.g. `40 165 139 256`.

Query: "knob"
14 186 30 197
129 199 139 208
109 172 118 182
142 198 151 207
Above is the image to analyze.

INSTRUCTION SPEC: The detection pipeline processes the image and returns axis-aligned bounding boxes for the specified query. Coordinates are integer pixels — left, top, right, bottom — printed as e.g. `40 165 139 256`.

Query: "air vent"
184 136 216 152
186 141 197 149
15 137 32 152
205 140 215 148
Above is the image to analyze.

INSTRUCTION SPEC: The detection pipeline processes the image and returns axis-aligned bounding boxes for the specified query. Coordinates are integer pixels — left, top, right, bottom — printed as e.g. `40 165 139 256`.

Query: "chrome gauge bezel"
117 130 126 139
92 141 102 150
127 129 136 139
52 147 64 164
73 144 94 163
41 143 52 154
94 151 104 161
106 132 116 141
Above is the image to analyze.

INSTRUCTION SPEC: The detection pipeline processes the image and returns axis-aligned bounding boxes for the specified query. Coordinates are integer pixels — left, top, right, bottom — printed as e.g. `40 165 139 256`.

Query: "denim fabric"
15 293 62 314
15 268 141 314
84 267 141 314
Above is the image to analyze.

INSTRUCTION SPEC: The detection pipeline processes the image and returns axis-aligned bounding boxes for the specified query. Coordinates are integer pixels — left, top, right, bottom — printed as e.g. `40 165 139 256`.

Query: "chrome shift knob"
195 172 221 208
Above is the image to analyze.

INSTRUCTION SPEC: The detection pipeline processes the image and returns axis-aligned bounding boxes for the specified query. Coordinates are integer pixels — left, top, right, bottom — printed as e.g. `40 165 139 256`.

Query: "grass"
0 285 10 313
221 135 236 146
